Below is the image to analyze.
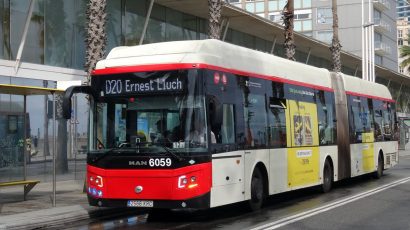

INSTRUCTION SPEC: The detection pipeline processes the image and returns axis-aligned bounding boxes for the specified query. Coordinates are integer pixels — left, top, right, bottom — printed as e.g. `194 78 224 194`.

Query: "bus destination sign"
102 76 184 96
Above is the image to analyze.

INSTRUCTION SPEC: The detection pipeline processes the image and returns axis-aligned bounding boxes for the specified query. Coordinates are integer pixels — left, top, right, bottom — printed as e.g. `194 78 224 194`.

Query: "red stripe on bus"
92 63 197 75
87 162 212 200
346 91 395 103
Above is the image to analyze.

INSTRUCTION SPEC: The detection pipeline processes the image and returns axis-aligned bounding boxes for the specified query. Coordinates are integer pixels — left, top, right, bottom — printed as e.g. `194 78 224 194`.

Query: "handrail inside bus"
63 85 95 119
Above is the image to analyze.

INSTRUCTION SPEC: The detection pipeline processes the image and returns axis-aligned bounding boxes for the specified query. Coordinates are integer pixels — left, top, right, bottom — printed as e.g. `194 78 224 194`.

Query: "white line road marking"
250 177 410 230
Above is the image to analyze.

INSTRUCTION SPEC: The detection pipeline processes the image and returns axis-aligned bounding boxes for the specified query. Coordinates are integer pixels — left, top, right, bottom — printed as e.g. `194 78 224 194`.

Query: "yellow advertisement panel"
362 143 375 172
288 100 319 147
362 132 374 143
287 147 320 188
361 132 375 172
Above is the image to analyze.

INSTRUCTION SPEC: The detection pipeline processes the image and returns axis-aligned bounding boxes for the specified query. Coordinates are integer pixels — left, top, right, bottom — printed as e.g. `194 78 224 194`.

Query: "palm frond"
399 45 410 58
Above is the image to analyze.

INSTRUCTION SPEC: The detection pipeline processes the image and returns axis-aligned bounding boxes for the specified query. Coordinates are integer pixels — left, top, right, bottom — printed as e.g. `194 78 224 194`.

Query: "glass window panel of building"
268 1 278 11
316 30 332 44
245 2 255 12
0 1 11 60
124 0 146 45
10 1 43 64
7 0 87 69
317 8 332 24
146 4 166 43
107 0 122 51
255 1 265 13
295 0 311 9
44 0 86 68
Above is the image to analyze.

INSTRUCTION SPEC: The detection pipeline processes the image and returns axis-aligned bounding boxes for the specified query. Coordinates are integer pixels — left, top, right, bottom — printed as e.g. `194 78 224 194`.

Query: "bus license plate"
127 200 154 207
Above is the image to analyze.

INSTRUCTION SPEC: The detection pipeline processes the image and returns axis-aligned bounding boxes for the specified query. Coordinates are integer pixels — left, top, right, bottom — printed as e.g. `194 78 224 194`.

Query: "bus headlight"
178 175 187 188
89 174 104 188
178 175 198 189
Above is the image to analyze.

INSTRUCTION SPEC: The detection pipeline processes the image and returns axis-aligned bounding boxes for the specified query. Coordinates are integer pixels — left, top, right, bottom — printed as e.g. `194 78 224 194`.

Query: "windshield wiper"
92 148 124 163
156 145 183 162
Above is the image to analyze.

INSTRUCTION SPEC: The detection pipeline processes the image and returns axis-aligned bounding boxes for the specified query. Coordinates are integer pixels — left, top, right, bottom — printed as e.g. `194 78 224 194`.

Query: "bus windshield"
91 70 207 154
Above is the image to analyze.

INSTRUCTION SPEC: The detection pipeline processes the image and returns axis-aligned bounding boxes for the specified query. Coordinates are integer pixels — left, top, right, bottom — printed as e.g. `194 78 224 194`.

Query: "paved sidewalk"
0 179 133 230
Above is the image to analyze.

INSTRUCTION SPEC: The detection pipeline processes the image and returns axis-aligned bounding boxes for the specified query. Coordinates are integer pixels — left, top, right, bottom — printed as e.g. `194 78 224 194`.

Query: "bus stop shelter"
0 84 63 203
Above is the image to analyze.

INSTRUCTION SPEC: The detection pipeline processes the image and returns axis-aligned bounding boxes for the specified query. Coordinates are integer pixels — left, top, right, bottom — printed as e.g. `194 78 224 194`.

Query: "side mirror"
62 85 95 119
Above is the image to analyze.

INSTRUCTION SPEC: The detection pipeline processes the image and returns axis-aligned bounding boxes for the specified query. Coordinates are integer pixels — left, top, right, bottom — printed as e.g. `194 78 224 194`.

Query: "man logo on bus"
129 160 148 166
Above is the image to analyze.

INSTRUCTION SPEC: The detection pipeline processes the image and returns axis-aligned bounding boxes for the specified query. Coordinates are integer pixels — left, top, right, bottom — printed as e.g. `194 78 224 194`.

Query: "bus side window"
243 93 267 148
268 97 287 148
383 103 392 140
317 91 337 145
209 102 235 144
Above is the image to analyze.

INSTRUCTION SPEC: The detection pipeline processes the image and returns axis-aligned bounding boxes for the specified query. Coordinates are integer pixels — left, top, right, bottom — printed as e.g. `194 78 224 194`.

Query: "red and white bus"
63 39 399 210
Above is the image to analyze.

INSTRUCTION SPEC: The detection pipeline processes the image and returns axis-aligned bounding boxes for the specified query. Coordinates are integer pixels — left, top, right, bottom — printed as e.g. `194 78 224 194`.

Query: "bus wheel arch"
374 150 384 179
248 162 268 211
321 156 334 193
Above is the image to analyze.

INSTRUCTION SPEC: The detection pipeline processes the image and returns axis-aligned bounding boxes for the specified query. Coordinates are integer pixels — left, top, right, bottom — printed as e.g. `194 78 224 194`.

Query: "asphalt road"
65 153 410 230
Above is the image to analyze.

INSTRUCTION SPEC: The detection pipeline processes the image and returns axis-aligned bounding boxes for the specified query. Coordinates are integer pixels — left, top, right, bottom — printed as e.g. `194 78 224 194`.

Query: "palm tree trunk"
56 94 68 174
85 0 107 83
283 0 295 61
208 0 222 39
330 0 342 72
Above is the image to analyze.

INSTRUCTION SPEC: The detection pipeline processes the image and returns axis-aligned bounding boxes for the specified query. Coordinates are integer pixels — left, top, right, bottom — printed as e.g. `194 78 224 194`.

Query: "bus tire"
373 154 384 179
321 159 333 193
248 167 265 211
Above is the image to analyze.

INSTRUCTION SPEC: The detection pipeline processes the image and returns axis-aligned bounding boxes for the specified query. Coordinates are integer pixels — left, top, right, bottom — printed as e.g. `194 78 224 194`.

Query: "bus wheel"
321 160 333 193
373 154 384 179
248 167 265 211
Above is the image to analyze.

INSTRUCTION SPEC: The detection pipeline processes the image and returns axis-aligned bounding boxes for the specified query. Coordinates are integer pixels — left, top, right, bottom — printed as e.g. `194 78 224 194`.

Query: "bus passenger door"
267 97 288 194
208 97 245 207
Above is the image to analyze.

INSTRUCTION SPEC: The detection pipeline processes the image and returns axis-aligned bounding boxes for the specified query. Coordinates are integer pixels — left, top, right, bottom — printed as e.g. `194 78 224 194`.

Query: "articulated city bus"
63 39 398 210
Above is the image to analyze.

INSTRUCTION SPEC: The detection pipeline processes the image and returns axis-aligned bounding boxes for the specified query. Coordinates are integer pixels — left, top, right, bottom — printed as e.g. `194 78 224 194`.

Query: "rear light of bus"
178 175 198 189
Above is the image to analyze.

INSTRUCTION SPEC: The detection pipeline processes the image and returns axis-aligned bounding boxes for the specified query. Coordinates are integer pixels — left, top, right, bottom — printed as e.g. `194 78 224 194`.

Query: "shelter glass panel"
0 94 25 183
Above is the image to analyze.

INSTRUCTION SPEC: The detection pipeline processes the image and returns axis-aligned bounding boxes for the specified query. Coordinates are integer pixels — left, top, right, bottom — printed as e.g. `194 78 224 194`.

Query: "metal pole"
369 0 374 82
73 95 78 180
306 48 311 64
371 25 375 82
354 65 359 77
398 84 403 99
365 26 369 81
52 92 56 207
23 95 27 181
14 0 35 74
270 36 277 54
361 0 365 80
222 18 230 41
139 0 155 45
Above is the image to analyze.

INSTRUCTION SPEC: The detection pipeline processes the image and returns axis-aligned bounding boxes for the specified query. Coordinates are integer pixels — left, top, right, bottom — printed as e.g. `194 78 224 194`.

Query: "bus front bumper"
87 192 210 209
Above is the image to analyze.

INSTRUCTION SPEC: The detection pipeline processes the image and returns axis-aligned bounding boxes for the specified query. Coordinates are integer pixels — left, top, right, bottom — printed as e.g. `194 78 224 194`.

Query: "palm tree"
399 44 410 74
330 0 342 72
283 0 295 61
85 0 107 84
208 0 222 39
